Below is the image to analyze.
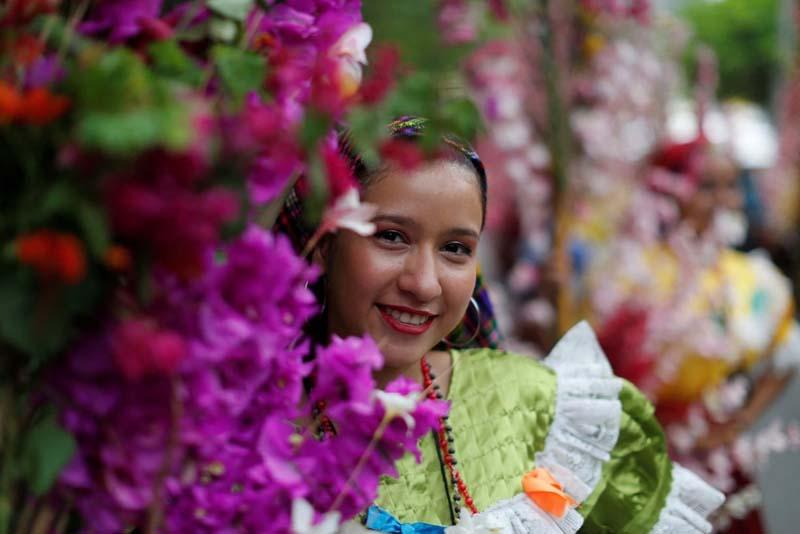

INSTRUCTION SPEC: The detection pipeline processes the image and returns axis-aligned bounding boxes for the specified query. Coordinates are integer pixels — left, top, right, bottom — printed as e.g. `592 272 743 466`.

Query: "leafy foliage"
680 0 780 105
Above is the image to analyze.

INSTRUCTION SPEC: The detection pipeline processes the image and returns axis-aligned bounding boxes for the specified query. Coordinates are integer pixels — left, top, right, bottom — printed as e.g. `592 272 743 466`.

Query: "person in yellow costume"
590 138 799 533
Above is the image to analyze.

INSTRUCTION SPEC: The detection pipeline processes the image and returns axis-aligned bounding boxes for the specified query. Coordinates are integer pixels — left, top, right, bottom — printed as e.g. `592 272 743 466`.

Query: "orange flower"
16 230 87 284
0 81 23 123
104 245 133 272
19 87 70 124
521 467 577 518
0 83 69 124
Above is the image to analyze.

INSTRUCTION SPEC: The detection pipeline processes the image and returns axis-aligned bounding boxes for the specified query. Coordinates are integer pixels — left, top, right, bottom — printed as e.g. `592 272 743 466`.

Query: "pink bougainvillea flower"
24 54 66 89
359 45 401 105
322 136 358 199
379 138 425 170
80 0 164 43
111 318 187 381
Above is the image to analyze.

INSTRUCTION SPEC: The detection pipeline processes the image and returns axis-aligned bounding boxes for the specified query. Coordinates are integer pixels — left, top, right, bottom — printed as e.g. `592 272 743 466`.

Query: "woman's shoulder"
452 345 554 379
459 322 724 533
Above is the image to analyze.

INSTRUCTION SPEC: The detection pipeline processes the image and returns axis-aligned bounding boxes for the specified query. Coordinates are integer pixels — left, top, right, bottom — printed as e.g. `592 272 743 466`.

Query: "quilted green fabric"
374 348 673 532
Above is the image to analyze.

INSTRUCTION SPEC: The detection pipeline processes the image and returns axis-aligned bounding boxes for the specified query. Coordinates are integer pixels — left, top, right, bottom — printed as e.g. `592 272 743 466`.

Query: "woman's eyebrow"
448 227 480 239
372 214 417 227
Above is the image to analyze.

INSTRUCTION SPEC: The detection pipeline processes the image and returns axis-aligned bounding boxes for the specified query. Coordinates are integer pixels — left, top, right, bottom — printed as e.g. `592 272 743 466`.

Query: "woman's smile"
378 304 437 335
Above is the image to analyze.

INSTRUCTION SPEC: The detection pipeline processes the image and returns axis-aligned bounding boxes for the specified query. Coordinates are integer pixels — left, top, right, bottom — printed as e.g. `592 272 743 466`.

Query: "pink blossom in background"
437 0 477 45
80 0 165 43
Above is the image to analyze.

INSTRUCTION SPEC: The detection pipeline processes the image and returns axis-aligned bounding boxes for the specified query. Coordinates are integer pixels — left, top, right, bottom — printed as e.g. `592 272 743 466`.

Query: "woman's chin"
379 343 430 371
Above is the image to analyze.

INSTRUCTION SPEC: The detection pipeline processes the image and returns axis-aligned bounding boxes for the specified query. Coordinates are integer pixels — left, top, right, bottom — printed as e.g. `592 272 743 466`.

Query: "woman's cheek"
444 265 478 304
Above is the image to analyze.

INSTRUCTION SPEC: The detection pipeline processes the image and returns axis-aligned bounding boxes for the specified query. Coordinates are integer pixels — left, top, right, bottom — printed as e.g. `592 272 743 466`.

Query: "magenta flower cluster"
42 1 447 532
53 226 446 532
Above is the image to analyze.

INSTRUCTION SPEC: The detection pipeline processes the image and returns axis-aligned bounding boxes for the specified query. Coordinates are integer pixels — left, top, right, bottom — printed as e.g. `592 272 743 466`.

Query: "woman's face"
321 160 483 373
681 151 742 234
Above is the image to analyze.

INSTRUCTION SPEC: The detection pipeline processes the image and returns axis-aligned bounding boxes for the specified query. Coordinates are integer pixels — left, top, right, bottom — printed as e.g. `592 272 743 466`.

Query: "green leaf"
303 152 328 227
148 40 206 88
21 412 76 495
77 202 110 259
440 97 481 141
298 110 332 151
37 183 79 220
211 45 267 105
70 49 155 113
344 106 388 169
207 0 254 22
0 272 39 356
0 267 104 364
77 106 191 155
385 72 438 121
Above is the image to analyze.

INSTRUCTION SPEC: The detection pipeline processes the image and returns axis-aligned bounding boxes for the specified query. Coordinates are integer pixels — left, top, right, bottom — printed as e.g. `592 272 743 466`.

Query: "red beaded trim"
421 357 478 514
315 400 336 438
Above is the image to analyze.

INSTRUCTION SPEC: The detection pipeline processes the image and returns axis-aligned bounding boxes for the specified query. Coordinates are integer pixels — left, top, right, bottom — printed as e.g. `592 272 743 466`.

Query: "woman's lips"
378 305 435 335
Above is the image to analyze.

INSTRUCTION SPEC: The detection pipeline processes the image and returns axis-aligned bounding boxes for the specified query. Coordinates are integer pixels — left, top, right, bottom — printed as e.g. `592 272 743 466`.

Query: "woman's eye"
443 242 473 256
375 230 406 244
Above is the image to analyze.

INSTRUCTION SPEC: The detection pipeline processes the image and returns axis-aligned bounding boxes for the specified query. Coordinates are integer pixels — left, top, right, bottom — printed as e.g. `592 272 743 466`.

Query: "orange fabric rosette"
521 467 577 519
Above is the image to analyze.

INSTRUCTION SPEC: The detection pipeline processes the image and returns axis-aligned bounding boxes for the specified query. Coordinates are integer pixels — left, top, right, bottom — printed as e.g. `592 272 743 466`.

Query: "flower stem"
145 379 182 534
58 0 90 60
329 417 390 514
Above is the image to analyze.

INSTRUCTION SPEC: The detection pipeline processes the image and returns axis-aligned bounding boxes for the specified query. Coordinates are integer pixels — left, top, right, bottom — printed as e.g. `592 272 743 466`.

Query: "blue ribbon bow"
364 505 445 534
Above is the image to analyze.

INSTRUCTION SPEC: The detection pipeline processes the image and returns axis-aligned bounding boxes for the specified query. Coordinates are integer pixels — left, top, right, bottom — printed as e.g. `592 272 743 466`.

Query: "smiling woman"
320 159 483 390
275 118 725 533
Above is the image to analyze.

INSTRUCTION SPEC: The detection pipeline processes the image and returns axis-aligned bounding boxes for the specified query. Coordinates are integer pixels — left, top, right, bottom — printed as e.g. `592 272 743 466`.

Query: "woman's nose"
397 248 442 302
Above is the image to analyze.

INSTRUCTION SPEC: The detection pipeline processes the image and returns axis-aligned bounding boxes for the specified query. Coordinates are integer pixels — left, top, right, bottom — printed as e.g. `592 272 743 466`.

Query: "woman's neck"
373 360 424 390
373 350 452 397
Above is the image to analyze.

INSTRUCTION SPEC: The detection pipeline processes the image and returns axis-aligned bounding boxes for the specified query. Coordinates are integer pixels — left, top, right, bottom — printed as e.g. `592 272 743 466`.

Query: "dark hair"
339 118 488 229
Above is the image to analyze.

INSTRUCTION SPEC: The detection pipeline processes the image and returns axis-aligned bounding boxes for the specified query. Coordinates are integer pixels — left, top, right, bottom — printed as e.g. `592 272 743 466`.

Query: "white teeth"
386 308 429 326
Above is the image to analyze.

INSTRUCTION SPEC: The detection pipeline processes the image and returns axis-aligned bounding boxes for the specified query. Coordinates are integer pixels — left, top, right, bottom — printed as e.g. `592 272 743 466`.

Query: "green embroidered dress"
374 322 724 533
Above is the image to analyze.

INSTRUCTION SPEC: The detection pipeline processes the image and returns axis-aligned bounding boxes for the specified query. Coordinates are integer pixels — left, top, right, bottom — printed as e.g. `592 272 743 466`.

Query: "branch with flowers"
0 1 488 533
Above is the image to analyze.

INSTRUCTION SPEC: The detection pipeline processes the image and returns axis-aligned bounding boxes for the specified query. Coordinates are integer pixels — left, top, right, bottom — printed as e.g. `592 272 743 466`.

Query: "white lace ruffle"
651 464 725 534
539 321 623 497
445 494 582 534
446 322 624 534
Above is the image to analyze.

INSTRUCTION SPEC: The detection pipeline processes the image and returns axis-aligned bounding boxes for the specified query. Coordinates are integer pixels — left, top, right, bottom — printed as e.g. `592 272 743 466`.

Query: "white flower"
326 188 377 236
330 23 373 98
302 188 377 257
291 498 340 534
374 389 418 428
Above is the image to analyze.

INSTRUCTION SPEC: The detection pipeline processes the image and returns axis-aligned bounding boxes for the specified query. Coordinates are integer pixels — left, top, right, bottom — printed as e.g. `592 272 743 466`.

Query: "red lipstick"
378 305 435 335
